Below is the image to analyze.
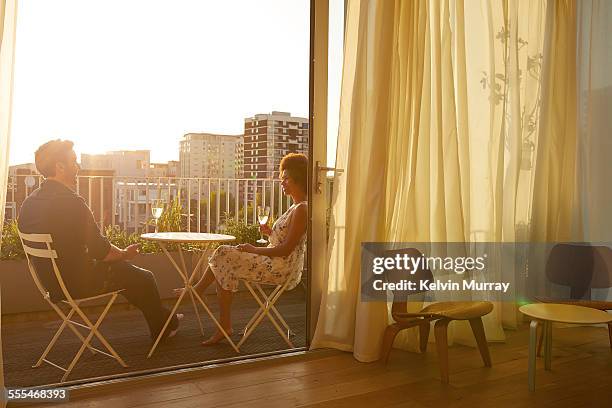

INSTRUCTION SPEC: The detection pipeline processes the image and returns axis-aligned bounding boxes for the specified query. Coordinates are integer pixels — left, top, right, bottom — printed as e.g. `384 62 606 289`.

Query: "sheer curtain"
312 0 579 361
576 0 612 244
1 0 18 395
575 0 612 303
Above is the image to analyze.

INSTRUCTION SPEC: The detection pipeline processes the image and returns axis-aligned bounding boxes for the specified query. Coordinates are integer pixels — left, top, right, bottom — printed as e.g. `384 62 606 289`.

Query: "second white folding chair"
237 279 296 349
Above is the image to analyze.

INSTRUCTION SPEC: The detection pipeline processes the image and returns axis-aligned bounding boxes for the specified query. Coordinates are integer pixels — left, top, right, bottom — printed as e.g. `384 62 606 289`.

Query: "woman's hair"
35 139 74 177
279 153 308 193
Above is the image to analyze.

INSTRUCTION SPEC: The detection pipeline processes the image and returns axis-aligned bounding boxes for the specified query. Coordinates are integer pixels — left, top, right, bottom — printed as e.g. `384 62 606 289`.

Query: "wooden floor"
13 323 612 408
3 290 307 387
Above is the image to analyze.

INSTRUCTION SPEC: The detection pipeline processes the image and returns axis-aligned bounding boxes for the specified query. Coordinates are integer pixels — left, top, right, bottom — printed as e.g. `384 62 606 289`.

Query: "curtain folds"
575 0 612 243
313 0 581 361
530 0 579 243
1 0 17 233
1 0 18 396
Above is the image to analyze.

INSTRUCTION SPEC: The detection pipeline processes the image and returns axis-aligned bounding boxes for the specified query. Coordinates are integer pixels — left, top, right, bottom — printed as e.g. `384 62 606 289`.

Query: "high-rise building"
235 140 244 178
243 111 309 179
179 133 241 178
81 150 150 177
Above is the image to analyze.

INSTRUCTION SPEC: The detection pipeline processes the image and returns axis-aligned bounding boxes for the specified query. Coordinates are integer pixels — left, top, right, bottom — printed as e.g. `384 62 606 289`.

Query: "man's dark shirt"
18 179 111 302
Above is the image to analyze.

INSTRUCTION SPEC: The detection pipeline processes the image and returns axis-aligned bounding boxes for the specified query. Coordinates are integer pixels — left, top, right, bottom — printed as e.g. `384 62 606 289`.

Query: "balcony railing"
5 174 293 234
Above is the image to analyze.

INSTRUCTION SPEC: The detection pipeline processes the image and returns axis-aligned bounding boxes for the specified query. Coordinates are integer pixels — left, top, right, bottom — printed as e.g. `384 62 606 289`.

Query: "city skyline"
9 110 309 171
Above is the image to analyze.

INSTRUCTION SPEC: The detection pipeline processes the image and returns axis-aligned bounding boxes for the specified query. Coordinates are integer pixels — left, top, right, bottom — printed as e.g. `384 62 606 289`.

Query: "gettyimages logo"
372 252 487 275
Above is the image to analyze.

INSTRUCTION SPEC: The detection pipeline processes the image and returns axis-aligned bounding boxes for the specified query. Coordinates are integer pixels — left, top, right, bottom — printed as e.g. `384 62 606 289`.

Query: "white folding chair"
237 277 297 350
18 230 128 382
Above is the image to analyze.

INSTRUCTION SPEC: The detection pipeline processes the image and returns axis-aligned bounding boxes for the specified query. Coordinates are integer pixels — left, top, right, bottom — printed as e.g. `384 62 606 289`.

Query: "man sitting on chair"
18 139 181 342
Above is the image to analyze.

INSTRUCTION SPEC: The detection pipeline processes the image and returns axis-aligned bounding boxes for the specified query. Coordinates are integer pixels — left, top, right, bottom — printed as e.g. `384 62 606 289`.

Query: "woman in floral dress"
184 153 308 345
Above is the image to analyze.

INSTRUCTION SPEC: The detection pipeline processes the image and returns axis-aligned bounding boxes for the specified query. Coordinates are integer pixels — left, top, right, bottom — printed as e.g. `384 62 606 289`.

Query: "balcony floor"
7 324 612 407
2 287 307 387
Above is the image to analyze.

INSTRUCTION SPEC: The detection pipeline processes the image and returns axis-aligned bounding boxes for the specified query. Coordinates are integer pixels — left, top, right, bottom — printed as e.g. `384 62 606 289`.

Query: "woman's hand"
236 243 257 253
260 224 273 236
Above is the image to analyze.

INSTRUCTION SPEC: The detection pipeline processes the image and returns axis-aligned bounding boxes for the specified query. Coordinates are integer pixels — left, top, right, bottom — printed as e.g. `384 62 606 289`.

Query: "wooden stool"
381 300 493 383
520 303 612 391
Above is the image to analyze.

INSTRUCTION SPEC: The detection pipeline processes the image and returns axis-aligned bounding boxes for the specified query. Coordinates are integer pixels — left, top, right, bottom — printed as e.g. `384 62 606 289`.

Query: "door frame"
307 0 330 344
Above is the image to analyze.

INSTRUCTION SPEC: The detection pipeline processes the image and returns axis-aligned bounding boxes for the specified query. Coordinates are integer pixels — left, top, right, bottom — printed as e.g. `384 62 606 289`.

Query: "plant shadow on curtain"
312 0 589 361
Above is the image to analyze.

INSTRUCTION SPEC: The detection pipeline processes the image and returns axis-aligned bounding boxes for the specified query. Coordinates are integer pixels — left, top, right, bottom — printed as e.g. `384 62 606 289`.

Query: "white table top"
519 303 612 324
140 232 236 243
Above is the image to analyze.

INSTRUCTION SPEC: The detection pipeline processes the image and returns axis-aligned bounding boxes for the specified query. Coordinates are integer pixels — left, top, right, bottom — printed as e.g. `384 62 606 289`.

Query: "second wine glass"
257 206 271 244
151 199 165 233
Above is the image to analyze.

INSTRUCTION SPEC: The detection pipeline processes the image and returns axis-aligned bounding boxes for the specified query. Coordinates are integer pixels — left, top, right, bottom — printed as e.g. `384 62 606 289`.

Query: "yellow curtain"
313 0 579 360
1 0 18 398
530 0 579 243
310 0 395 359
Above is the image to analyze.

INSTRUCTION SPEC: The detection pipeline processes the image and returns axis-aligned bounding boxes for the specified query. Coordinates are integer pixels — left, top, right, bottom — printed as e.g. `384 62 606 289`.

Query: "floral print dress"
208 202 307 292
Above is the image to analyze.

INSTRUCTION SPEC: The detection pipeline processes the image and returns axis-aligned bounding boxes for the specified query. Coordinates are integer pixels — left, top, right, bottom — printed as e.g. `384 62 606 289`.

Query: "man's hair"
279 153 308 192
34 139 75 177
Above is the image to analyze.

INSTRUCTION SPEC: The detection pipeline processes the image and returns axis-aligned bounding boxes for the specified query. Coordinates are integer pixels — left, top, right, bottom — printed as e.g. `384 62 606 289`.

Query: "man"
18 139 180 342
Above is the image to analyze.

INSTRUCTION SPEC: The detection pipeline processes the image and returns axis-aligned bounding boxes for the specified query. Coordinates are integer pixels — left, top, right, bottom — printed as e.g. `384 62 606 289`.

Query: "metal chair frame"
237 279 296 350
18 230 128 382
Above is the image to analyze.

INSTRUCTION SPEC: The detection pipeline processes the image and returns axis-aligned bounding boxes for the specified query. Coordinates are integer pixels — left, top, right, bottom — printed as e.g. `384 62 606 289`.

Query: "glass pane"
4 0 310 387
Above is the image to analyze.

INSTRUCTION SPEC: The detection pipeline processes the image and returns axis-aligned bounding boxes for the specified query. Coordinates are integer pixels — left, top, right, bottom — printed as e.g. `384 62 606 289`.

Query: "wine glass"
151 199 164 233
257 206 271 244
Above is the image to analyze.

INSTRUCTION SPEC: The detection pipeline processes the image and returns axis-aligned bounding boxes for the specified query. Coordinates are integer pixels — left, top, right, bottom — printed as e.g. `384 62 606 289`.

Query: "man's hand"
236 243 257 253
259 224 272 236
123 243 141 260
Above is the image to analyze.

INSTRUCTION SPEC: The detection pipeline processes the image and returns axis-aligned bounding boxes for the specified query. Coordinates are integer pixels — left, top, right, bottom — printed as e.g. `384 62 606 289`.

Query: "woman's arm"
238 203 307 257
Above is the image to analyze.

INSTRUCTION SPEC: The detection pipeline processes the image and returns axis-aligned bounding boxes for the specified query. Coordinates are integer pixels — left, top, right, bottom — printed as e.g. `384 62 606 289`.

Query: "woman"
184 153 308 345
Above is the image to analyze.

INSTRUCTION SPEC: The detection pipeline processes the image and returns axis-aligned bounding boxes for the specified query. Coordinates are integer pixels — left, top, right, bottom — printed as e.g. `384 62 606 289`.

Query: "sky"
9 0 342 166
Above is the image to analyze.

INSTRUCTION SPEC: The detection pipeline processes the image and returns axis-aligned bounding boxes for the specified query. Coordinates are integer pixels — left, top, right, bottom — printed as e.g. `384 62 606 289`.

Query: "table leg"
148 243 204 358
528 320 538 391
191 288 240 353
184 247 207 337
544 320 552 371
147 284 189 358
183 245 239 353
148 241 239 357
189 286 205 337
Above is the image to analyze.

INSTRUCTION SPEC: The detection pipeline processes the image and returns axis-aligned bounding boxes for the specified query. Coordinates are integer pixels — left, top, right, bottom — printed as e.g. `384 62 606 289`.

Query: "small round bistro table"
519 303 612 391
140 232 236 357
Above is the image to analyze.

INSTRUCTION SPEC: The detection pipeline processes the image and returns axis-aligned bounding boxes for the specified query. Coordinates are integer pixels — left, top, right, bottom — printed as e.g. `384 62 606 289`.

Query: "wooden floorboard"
9 324 612 408
2 289 307 387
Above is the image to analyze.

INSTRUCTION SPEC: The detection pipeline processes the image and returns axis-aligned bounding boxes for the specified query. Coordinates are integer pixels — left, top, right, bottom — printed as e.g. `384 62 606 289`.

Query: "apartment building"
243 111 309 179
235 140 244 178
179 133 241 179
81 150 150 177
148 161 178 178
